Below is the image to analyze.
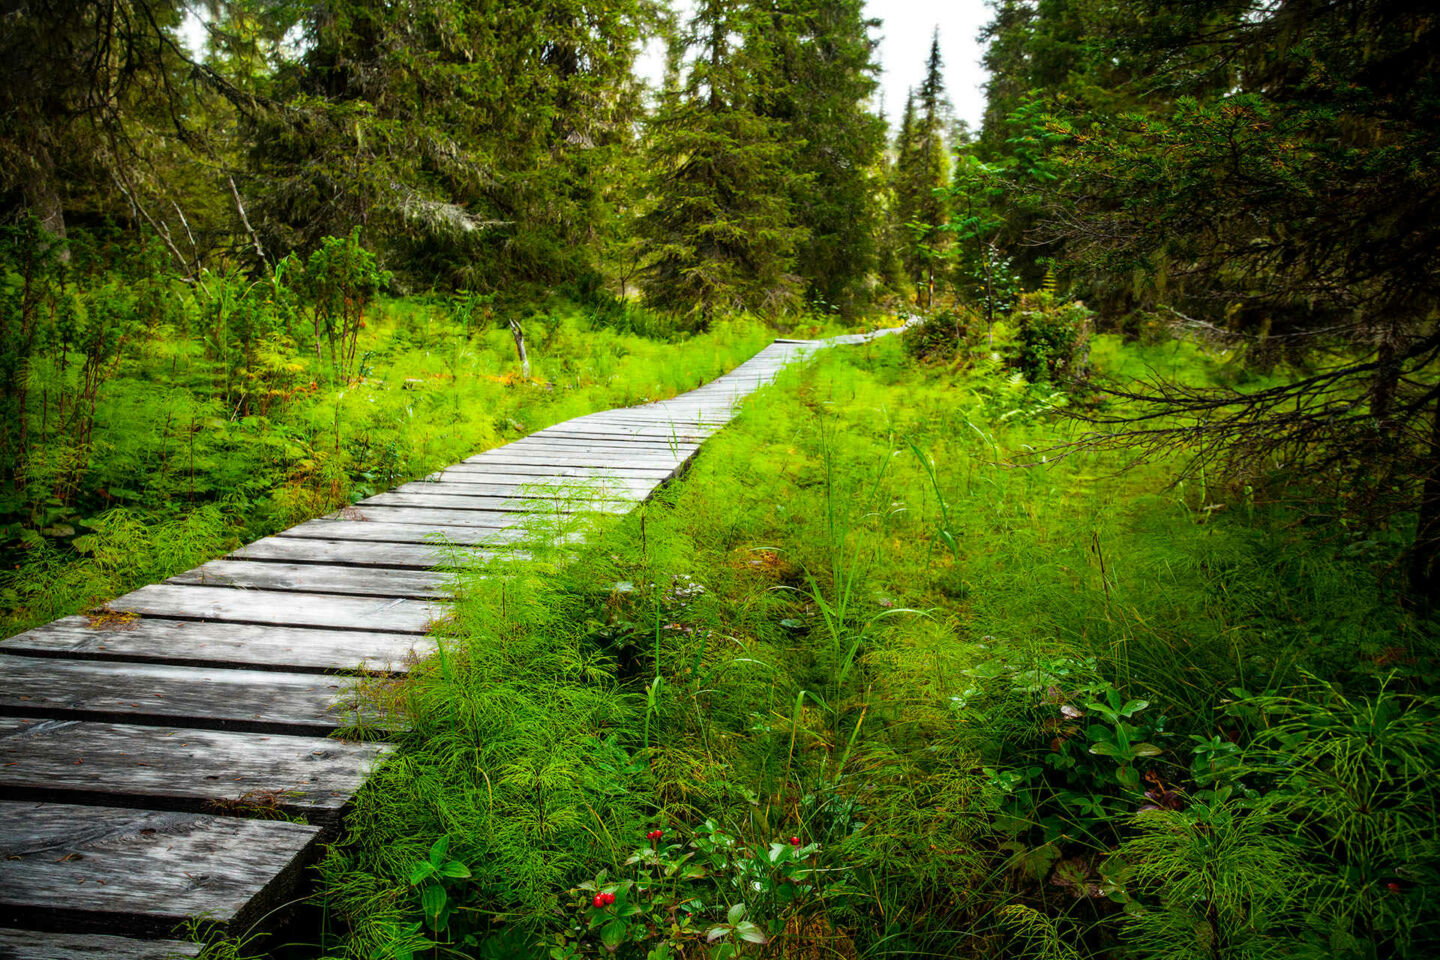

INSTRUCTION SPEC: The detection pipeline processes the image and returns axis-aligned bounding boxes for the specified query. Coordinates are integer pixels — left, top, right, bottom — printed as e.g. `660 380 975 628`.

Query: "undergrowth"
0 266 779 634
306 334 1438 959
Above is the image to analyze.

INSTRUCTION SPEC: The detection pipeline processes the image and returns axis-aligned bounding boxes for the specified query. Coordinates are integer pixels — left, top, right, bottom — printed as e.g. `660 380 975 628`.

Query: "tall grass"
304 334 1436 960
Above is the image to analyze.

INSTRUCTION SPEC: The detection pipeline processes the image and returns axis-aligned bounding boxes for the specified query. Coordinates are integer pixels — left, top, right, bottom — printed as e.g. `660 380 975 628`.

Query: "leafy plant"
405 835 473 935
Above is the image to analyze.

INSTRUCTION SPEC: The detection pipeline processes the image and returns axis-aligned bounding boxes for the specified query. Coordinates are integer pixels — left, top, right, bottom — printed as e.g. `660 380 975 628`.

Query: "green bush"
1012 292 1092 382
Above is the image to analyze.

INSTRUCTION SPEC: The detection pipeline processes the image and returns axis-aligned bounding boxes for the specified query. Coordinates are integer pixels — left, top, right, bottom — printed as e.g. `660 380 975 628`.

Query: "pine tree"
638 0 806 325
759 0 887 314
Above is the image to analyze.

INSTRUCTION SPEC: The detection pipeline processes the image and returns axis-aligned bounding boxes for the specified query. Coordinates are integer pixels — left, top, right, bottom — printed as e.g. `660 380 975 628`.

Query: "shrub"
1012 292 1092 382
903 307 976 363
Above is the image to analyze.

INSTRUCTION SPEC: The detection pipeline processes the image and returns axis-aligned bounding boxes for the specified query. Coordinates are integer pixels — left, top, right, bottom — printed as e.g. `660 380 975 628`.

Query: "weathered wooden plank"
107 584 444 633
535 424 711 438
0 719 387 819
494 445 696 462
230 536 499 569
524 432 714 446
396 477 649 498
330 505 610 528
278 518 533 545
0 657 365 735
0 617 428 673
419 471 660 494
465 452 688 469
438 462 675 479
0 803 319 938
564 410 728 420
516 426 706 439
520 424 706 436
364 492 634 513
0 929 199 959
170 559 450 600
507 435 701 450
466 451 694 468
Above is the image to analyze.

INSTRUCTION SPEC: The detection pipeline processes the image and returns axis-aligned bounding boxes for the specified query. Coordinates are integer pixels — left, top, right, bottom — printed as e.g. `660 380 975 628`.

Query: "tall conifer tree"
759 0 886 312
247 0 656 291
638 0 805 324
892 32 950 307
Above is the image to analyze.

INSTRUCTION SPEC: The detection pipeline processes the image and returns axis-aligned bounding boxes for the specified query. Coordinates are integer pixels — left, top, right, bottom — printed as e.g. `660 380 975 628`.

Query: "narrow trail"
0 330 898 958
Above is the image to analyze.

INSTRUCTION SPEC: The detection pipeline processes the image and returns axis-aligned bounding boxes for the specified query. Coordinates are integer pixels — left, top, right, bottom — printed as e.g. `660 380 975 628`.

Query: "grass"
294 332 1437 959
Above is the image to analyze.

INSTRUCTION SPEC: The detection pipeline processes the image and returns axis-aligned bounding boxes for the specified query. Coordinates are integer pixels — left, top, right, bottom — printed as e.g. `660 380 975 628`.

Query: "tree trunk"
509 319 530 379
1407 394 1440 606
26 140 70 263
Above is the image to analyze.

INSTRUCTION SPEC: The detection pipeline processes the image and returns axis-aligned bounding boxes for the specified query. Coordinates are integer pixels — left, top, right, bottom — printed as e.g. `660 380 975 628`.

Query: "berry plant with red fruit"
550 820 830 958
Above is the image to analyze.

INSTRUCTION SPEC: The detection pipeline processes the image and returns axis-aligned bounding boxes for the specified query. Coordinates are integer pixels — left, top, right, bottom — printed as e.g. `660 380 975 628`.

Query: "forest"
0 0 1436 958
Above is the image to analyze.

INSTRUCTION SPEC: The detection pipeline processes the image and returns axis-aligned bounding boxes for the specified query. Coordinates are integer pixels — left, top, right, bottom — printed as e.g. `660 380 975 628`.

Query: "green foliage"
552 827 831 957
890 36 951 308
639 0 807 325
300 229 391 383
315 335 1438 960
247 0 660 293
760 0 888 314
1012 292 1092 382
1118 798 1307 960
0 229 778 633
941 155 1021 326
975 0 1440 598
902 308 974 364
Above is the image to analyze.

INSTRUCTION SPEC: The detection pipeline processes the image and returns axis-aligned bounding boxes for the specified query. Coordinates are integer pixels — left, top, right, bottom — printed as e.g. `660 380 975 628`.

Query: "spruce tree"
247 0 656 292
892 32 950 308
759 0 887 313
638 0 806 324
884 92 919 301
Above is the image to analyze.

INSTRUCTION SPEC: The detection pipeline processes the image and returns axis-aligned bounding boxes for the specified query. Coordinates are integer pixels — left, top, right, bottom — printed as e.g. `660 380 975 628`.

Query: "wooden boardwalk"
0 333 888 957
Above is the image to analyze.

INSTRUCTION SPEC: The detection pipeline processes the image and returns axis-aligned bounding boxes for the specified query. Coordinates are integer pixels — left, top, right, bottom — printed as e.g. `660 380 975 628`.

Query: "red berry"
603 892 616 905
1387 882 1403 893
790 836 801 846
654 829 664 840
592 893 605 908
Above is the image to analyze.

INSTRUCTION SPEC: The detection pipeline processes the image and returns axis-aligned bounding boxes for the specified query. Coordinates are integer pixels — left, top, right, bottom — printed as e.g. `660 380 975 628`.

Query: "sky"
637 1 993 131
870 1 991 131
181 1 993 131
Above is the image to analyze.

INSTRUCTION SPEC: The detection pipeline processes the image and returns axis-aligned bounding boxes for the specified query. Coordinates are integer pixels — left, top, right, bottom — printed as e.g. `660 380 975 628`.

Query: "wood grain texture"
529 428 710 442
106 584 444 633
395 476 652 498
0 929 200 959
330 505 612 528
170 559 451 599
0 803 319 937
363 492 635 513
229 536 497 570
0 656 367 735
462 453 686 470
437 462 675 479
0 617 429 673
505 436 700 451
417 471 658 494
278 518 527 545
0 719 388 818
